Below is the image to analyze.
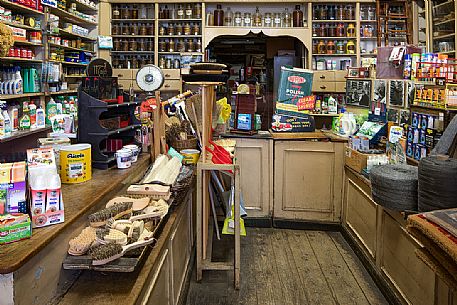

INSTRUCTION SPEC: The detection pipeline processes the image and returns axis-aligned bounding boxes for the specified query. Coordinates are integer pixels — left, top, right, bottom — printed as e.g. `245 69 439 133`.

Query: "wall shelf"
48 7 98 27
0 57 43 63
0 92 44 100
0 0 44 15
48 42 95 53
57 29 97 41
3 21 41 31
14 40 43 47
0 126 51 144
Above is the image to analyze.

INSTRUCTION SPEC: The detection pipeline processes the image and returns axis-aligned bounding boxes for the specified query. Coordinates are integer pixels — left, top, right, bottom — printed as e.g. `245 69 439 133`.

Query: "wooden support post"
196 163 202 282
234 166 241 290
153 91 162 158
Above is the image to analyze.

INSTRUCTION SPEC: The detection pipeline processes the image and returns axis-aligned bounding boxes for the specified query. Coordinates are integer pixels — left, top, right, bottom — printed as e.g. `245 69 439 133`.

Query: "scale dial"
135 65 164 92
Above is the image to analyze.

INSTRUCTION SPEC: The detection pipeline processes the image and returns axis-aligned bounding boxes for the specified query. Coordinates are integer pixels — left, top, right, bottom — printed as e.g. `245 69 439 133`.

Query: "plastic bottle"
46 173 61 212
36 107 45 128
22 68 30 93
19 102 31 130
327 96 338 114
29 102 37 128
5 69 13 95
30 174 47 216
0 109 4 137
1 102 11 136
1 69 7 94
13 67 23 95
9 104 18 131
46 97 57 125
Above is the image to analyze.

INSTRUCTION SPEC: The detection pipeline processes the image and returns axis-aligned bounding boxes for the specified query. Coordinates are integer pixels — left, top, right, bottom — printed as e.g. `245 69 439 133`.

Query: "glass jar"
193 23 200 35
159 25 166 36
112 57 119 68
336 5 345 20
234 12 242 27
129 39 137 51
214 4 224 26
139 23 148 36
194 3 202 19
147 23 154 35
243 12 251 27
163 5 170 19
131 23 138 35
263 12 272 27
312 41 318 54
273 13 282 27
328 24 336 37
159 40 166 52
321 24 328 37
159 57 166 69
112 5 120 19
346 40 355 54
317 40 326 54
177 4 184 19
111 24 120 35
336 23 345 37
313 5 320 20
184 23 191 35
347 23 356 37
196 38 202 52
326 40 336 54
139 4 147 19
336 40 345 54
187 39 194 52
346 5 354 20
320 5 327 20
328 5 335 20
173 58 180 69
122 39 129 51
132 56 138 69
185 4 193 19
168 39 175 52
282 8 291 27
138 39 146 51
177 38 185 52
175 23 182 35
121 5 130 19
168 23 175 35
253 7 262 27
367 6 375 20
131 5 138 19
312 24 318 36
147 39 153 51
225 7 233 26
113 39 121 50
166 58 172 69
360 6 368 20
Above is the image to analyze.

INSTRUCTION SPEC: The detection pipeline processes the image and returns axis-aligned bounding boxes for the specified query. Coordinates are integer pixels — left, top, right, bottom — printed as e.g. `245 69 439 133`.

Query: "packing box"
271 114 315 132
0 214 31 244
345 147 370 173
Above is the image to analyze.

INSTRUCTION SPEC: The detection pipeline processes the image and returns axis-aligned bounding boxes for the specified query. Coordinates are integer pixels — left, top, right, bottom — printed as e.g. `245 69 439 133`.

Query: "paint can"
59 144 92 184
115 148 133 169
181 149 200 164
123 144 140 163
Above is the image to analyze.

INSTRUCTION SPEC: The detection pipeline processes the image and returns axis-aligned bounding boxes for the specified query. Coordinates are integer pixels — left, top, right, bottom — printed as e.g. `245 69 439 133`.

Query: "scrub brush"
95 228 128 245
90 235 157 265
88 202 133 227
68 227 97 256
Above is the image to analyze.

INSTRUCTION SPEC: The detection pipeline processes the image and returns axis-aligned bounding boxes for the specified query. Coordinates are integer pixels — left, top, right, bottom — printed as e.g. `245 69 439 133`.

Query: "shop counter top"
0 154 150 274
221 130 348 142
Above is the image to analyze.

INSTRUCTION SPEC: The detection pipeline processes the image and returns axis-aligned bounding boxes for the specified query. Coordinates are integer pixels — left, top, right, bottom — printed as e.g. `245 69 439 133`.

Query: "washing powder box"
0 213 31 244
271 114 315 132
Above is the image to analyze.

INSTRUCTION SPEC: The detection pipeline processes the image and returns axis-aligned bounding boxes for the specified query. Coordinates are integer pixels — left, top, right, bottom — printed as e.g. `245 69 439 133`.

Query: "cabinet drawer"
112 69 133 80
117 79 132 90
313 71 335 82
334 70 347 81
312 81 335 92
335 82 347 93
162 79 182 91
162 69 181 80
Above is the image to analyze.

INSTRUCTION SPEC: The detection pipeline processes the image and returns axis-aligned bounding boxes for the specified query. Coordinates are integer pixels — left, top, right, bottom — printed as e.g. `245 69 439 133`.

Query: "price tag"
374 107 381 115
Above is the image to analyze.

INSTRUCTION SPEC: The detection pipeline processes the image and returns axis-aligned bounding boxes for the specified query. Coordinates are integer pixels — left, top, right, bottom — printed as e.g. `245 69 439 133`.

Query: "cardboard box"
271 114 315 132
8 26 26 41
0 214 31 244
345 147 369 173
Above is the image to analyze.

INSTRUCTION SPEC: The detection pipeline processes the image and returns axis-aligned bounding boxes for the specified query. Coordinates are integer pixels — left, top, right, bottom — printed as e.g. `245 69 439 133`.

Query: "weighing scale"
136 64 165 94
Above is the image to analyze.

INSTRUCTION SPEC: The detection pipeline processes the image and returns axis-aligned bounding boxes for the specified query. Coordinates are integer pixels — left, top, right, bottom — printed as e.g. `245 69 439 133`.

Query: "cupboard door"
142 249 171 305
274 141 337 221
234 138 272 218
344 177 377 259
380 211 435 305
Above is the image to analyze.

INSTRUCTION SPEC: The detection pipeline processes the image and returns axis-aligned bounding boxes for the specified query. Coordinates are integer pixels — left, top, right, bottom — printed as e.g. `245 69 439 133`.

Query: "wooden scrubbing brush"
68 227 96 256
95 228 128 245
88 202 133 227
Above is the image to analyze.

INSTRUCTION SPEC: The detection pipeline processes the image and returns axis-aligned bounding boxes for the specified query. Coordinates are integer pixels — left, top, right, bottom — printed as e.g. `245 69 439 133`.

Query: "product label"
264 17 271 24
244 17 251 24
235 17 242 24
274 17 281 24
68 162 83 178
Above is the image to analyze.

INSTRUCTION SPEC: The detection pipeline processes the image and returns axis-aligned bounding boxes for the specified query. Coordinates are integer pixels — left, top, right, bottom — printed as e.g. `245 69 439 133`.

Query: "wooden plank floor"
185 228 389 305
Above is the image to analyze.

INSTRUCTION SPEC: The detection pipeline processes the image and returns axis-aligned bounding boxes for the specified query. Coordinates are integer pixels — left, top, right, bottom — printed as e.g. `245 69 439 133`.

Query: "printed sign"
41 0 57 8
297 96 316 111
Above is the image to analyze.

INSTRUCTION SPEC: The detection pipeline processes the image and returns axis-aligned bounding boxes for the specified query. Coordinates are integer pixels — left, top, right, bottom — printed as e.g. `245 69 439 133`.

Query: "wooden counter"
0 154 150 274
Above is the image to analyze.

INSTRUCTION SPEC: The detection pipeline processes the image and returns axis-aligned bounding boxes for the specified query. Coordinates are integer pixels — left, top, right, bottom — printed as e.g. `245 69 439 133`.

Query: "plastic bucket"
60 144 92 184
123 144 140 163
115 148 132 169
181 149 200 164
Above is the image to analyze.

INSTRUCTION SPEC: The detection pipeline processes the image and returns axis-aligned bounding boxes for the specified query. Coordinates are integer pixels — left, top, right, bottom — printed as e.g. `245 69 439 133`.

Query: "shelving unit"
0 126 52 144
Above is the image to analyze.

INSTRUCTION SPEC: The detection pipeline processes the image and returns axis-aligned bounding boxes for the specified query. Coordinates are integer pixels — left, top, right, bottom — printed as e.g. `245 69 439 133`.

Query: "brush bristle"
88 202 133 224
89 243 123 261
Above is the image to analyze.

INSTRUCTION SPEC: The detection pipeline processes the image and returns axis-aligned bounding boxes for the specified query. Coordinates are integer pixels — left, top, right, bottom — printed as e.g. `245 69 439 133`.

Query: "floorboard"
185 228 389 305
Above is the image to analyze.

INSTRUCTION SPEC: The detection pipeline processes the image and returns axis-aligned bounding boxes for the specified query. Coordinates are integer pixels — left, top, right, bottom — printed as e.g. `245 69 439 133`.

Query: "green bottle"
19 102 31 130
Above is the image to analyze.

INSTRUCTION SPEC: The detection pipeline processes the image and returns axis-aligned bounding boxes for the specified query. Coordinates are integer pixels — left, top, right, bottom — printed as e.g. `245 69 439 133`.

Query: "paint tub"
181 149 200 164
123 144 140 163
115 148 132 169
59 144 92 184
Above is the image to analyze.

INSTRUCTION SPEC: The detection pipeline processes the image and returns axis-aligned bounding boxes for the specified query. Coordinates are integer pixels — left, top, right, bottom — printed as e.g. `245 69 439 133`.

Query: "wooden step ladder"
376 0 413 46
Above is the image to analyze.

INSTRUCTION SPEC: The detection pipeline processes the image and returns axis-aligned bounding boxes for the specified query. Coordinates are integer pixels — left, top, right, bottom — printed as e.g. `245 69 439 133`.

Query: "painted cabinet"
233 138 273 218
274 141 344 222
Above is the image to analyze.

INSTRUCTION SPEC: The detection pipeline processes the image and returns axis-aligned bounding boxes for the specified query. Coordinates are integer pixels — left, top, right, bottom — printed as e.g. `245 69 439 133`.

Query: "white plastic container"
115 148 133 169
123 144 139 162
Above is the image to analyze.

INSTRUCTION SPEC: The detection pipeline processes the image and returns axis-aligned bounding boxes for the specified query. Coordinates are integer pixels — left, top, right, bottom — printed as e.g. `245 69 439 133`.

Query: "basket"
171 136 198 152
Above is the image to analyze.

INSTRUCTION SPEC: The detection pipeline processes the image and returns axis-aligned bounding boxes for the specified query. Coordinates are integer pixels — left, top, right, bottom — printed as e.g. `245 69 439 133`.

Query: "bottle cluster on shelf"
112 37 154 52
158 38 202 53
159 22 200 36
1 12 42 29
312 23 356 38
207 5 306 28
431 0 455 53
57 0 97 23
312 4 355 21
159 3 202 20
360 5 376 21
48 14 92 37
6 46 35 59
111 22 154 36
112 3 154 20
312 58 352 71
48 36 93 51
0 66 39 95
112 55 154 69
313 40 356 55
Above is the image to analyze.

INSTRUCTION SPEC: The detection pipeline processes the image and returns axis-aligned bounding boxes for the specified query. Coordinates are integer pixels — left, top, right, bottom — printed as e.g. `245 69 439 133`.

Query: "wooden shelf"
0 0 44 15
158 52 203 55
47 89 78 95
433 33 455 40
74 0 97 12
0 92 44 100
2 21 41 31
360 20 377 23
159 18 201 21
48 42 95 53
312 36 354 39
48 7 97 27
205 25 307 29
312 20 357 23
56 29 97 41
360 53 377 56
0 57 42 63
49 60 89 66
110 51 154 54
312 53 356 56
111 35 154 38
158 35 201 38
14 40 43 47
0 126 51 143
435 18 455 27
111 18 154 22
433 1 454 10
360 37 377 40
410 104 454 111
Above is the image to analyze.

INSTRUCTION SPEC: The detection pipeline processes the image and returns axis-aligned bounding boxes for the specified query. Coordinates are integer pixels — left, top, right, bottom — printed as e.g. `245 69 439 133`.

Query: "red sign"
297 95 316 111
287 75 306 84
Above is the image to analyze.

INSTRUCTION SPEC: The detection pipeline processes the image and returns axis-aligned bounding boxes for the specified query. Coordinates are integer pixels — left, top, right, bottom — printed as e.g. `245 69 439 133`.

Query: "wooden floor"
185 227 390 305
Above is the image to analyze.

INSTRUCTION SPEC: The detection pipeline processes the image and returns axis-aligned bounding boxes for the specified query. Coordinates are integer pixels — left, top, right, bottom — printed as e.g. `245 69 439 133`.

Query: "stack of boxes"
406 112 443 160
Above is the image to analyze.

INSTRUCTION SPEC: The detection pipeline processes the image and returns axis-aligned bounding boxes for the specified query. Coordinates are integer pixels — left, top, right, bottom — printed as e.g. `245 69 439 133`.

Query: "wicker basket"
171 136 198 152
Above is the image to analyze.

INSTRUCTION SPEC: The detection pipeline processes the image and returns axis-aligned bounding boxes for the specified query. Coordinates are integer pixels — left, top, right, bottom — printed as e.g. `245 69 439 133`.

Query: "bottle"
13 67 23 95
177 4 184 19
19 102 31 130
46 97 57 125
185 3 193 18
234 11 242 27
1 103 11 136
9 104 18 131
239 66 245 82
317 40 326 54
0 109 4 137
347 23 356 37
263 12 272 27
243 12 252 27
293 5 304 27
282 8 291 27
253 7 262 27
224 7 233 26
326 40 336 54
36 107 45 128
29 102 37 128
30 173 47 216
46 173 61 212
346 40 355 54
214 4 224 26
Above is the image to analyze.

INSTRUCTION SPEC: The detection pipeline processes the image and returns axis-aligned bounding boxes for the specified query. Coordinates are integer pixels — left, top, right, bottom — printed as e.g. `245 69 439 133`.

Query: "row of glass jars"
360 6 376 21
208 8 294 27
159 23 200 36
313 5 355 20
158 38 202 53
159 3 202 19
111 23 154 36
313 40 356 55
113 38 154 52
112 55 154 69
312 23 356 37
112 4 154 20
158 56 181 69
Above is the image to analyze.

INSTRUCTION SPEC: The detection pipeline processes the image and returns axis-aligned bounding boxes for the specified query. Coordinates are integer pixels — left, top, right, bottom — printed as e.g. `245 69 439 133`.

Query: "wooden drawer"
334 82 347 93
334 70 347 81
312 81 335 92
112 69 133 80
162 69 181 80
381 211 435 305
117 79 133 90
313 71 335 82
162 79 182 91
